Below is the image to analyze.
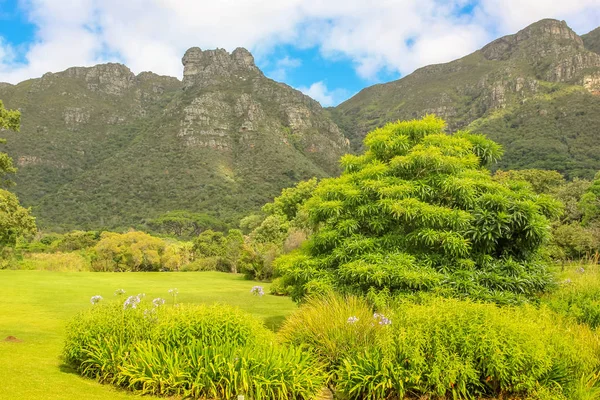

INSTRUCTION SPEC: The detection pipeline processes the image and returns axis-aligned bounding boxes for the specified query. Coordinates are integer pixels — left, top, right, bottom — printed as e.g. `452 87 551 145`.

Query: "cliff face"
0 48 348 230
331 19 600 178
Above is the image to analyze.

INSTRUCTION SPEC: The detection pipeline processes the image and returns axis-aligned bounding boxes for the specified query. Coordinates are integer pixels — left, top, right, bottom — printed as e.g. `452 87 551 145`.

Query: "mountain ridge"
0 47 348 230
331 18 600 178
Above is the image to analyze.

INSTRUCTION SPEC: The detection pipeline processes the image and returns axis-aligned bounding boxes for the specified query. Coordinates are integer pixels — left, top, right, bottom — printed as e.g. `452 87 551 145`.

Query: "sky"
0 0 599 106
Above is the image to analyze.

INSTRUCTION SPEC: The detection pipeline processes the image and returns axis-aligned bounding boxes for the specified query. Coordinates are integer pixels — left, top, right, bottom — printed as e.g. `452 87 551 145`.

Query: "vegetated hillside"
331 19 600 178
0 48 349 230
583 26 600 55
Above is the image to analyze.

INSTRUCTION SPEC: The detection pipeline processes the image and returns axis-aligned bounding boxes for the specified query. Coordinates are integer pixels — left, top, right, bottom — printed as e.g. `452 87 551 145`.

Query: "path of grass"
0 270 296 400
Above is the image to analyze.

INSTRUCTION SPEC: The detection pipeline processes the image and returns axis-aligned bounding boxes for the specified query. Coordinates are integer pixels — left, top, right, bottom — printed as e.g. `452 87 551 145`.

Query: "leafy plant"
280 294 600 399
276 116 561 303
64 300 325 399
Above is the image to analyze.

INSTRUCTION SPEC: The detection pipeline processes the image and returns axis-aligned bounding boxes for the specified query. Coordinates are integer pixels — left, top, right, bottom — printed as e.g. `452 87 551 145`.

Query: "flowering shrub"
64 299 324 399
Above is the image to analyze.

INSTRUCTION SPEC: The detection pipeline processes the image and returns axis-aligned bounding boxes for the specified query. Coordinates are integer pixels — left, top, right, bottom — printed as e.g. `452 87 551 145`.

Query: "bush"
64 300 324 399
276 116 561 304
545 263 600 328
280 295 600 399
91 231 175 271
18 252 90 271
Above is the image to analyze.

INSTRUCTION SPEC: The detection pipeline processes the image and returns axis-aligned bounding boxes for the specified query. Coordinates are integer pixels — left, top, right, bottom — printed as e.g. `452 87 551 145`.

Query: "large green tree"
580 171 600 226
276 116 561 304
0 100 36 250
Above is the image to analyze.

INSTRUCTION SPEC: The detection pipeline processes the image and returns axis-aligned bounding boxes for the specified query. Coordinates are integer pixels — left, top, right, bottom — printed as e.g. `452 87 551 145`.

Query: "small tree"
276 116 561 304
0 100 36 252
580 171 600 226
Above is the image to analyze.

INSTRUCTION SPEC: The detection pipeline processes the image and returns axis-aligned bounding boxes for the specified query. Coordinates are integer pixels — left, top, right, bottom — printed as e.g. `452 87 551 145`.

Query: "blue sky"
1 0 599 106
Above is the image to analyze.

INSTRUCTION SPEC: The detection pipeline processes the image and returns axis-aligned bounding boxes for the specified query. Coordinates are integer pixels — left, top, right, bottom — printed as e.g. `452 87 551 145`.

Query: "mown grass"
0 271 296 400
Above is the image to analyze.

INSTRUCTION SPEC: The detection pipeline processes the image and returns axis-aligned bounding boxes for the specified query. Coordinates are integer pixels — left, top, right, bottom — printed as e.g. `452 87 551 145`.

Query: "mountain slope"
583 26 600 55
0 48 348 230
332 19 600 178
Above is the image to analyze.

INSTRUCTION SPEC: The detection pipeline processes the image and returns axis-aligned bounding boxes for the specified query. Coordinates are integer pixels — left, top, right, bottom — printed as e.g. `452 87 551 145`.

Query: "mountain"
331 19 600 179
583 26 600 55
0 48 348 230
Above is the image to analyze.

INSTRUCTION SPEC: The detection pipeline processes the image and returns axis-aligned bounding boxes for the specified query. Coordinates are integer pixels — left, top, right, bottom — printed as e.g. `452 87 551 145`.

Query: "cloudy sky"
1 0 599 106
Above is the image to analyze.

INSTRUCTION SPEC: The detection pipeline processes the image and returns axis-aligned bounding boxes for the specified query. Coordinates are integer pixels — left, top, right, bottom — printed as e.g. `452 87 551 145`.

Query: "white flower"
347 316 359 324
152 297 166 307
123 295 141 309
90 295 103 304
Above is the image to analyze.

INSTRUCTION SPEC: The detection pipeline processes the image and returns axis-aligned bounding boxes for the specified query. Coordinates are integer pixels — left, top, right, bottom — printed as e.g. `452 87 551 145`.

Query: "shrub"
51 230 100 252
64 300 324 399
280 294 600 399
544 263 600 328
276 116 561 304
18 251 90 271
91 231 168 272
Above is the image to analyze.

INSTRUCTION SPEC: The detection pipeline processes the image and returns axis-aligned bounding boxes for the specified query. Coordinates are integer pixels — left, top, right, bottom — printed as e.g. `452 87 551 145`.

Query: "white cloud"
297 81 348 107
0 0 598 86
267 56 302 81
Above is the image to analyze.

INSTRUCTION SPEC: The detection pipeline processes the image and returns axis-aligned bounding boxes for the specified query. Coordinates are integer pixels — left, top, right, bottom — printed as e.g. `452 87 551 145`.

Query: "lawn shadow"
59 363 79 376
264 315 287 331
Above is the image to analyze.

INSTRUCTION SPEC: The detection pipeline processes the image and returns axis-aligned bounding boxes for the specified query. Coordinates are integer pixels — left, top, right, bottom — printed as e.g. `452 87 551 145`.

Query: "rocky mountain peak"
481 19 583 61
182 47 260 88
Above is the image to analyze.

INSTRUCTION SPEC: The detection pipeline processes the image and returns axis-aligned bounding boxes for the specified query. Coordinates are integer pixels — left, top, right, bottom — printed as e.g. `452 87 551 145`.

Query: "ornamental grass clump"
275 116 561 304
64 297 324 399
544 263 600 328
280 294 600 400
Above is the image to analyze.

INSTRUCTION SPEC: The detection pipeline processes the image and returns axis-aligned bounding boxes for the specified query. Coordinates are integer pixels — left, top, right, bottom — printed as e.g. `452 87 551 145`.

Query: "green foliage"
192 229 246 273
545 263 600 328
262 177 319 222
549 223 598 261
0 100 36 254
279 295 380 369
580 171 600 226
277 116 560 303
280 294 600 400
147 210 226 238
0 100 20 186
0 188 36 250
64 302 324 399
91 231 189 271
16 251 91 271
494 169 566 194
552 178 592 223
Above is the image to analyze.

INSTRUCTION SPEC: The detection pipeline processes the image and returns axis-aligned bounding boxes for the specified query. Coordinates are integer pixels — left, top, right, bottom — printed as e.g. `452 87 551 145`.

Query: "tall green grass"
280 295 600 399
64 300 324 399
544 262 600 328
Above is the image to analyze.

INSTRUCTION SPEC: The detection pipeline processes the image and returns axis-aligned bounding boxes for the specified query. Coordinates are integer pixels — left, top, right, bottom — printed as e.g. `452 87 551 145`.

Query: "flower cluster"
373 313 392 326
250 286 264 296
137 293 146 299
123 295 141 309
152 297 166 307
114 289 126 296
577 267 585 274
168 288 179 295
347 316 359 324
90 295 103 305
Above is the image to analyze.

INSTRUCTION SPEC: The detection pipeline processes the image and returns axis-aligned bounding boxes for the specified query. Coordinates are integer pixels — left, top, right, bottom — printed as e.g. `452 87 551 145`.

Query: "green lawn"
0 271 297 400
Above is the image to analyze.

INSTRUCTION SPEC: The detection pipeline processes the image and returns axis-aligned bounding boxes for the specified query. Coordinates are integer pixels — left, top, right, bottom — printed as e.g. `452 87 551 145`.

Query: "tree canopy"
276 116 561 304
0 100 35 249
580 171 600 226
